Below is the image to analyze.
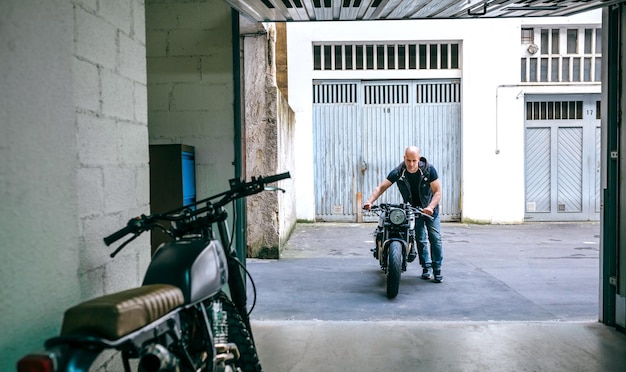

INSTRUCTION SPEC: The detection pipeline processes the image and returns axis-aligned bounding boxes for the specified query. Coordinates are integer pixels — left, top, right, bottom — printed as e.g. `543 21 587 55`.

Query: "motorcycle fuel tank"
143 239 228 304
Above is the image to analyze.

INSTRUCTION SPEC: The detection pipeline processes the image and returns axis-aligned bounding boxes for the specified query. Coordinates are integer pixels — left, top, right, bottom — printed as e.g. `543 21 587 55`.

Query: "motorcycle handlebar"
103 172 291 247
103 217 144 246
261 171 290 184
365 203 434 220
366 203 405 211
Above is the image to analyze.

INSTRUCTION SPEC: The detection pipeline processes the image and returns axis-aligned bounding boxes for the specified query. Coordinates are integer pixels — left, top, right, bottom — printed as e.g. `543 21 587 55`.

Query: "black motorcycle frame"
17 172 290 372
368 203 429 298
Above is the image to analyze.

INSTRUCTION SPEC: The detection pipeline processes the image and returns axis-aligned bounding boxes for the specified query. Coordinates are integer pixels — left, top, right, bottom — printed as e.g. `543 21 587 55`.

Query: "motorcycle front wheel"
386 241 402 299
218 292 263 372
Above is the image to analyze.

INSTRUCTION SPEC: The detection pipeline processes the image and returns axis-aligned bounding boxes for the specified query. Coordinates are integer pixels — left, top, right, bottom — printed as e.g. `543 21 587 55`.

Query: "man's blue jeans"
416 214 443 271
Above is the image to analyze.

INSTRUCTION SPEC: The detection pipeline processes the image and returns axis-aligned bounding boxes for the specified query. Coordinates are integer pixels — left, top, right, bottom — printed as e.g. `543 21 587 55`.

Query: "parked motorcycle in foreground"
17 172 291 372
366 203 431 299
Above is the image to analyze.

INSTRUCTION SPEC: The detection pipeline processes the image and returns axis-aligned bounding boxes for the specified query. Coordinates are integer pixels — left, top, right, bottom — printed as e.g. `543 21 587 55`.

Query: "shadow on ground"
247 222 600 322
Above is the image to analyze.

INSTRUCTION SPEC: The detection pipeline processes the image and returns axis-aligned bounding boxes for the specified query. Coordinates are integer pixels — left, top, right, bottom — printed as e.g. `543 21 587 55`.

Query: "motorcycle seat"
60 284 185 340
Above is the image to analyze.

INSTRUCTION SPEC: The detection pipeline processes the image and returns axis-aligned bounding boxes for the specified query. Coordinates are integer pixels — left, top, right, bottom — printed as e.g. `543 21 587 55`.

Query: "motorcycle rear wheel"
386 241 402 299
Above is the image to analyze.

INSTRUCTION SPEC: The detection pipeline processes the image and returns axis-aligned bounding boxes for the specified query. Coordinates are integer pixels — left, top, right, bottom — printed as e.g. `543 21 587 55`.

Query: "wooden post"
357 192 362 223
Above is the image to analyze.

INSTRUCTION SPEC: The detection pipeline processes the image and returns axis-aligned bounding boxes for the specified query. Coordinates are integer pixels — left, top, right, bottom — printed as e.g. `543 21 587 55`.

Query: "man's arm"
423 178 442 216
363 179 393 210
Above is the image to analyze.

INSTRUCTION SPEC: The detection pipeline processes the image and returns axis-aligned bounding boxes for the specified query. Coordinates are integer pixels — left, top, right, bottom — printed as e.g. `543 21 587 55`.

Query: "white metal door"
313 80 462 222
524 94 601 221
312 82 361 219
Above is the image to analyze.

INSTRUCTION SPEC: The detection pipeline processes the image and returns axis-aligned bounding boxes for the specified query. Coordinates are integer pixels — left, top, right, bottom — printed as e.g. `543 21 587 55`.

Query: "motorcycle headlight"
389 209 406 225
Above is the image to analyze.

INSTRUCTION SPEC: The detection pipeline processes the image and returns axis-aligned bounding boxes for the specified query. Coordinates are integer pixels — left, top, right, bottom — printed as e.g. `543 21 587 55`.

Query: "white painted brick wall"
149 57 202 83
201 50 234 82
102 70 136 120
146 30 168 57
78 265 107 299
169 30 216 55
75 8 117 69
2 2 80 367
73 0 149 303
171 2 219 29
134 81 149 122
136 165 151 206
104 166 143 213
121 123 149 165
77 114 119 165
104 246 145 294
149 111 206 137
119 32 147 83
132 0 146 45
81 216 118 267
77 167 105 218
146 0 235 201
73 57 100 112
100 0 132 35
146 3 180 29
172 83 232 110
2 0 237 367
74 0 98 11
147 84 172 111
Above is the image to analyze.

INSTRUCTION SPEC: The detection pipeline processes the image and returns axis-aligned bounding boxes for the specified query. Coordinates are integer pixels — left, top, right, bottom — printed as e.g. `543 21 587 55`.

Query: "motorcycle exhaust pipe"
138 344 177 372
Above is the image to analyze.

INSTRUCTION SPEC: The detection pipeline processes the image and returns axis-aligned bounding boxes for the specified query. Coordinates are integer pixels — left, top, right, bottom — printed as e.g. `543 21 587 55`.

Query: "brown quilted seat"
61 284 185 340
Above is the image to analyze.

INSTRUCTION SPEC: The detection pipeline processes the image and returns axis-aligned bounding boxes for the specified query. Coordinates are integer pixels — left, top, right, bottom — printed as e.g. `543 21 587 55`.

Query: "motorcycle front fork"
372 230 383 259
209 300 242 372
373 229 415 270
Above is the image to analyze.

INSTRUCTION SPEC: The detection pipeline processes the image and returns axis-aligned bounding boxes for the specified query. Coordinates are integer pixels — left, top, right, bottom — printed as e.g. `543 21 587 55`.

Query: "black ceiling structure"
224 0 623 22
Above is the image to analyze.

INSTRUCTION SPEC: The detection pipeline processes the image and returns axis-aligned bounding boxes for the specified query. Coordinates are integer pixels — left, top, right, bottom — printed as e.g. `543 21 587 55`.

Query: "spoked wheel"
386 241 402 299
218 293 263 372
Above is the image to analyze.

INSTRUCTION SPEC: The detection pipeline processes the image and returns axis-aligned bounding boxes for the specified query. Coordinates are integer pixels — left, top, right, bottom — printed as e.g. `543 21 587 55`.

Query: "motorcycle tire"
386 241 402 299
217 292 263 372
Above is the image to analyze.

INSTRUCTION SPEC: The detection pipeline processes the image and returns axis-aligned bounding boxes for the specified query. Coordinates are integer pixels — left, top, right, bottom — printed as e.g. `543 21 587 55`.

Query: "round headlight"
389 209 406 225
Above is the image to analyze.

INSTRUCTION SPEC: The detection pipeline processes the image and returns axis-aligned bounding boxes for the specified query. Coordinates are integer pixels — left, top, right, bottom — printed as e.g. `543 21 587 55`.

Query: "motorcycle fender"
383 238 408 256
143 239 228 304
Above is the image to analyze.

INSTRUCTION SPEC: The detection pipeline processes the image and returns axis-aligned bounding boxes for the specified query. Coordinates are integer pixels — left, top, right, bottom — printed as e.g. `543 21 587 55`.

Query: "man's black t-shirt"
405 170 422 207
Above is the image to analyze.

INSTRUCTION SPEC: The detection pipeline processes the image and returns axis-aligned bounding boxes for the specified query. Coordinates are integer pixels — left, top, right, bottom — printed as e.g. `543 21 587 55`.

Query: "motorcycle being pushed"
366 203 431 299
17 172 291 372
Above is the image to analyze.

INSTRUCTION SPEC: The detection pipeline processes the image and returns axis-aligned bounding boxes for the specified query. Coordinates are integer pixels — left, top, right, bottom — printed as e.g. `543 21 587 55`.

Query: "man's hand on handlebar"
363 201 373 211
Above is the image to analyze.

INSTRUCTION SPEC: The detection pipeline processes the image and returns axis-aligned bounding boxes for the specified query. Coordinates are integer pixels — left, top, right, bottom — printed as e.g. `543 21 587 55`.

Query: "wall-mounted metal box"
149 144 196 254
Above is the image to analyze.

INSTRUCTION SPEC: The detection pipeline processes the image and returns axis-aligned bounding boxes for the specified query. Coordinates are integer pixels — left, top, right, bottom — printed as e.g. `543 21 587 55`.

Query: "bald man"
364 146 444 283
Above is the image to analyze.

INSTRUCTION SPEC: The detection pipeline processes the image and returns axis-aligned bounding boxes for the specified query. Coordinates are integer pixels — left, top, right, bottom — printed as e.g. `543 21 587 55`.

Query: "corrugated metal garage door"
525 94 601 221
313 80 462 222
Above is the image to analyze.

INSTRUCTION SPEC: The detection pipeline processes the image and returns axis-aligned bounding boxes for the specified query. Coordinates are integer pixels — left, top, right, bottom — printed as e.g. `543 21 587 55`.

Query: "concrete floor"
247 222 626 372
253 320 625 372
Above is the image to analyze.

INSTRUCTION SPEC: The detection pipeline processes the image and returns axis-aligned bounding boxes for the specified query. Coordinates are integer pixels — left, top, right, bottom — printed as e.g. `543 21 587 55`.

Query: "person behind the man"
363 146 444 283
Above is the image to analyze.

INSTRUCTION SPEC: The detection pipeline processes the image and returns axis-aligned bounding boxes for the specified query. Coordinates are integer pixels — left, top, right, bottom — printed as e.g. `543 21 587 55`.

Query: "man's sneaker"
407 248 417 263
433 270 443 283
421 267 432 280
